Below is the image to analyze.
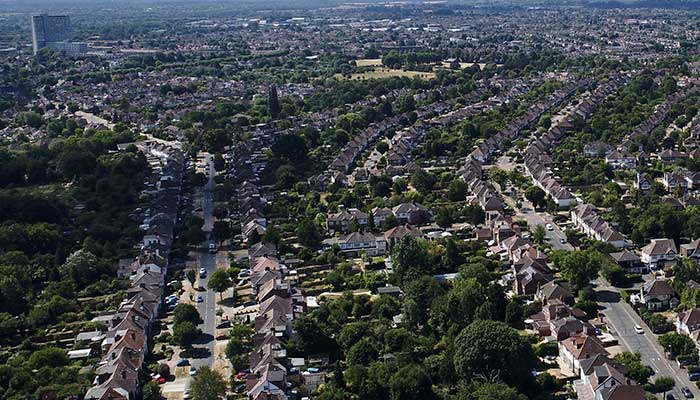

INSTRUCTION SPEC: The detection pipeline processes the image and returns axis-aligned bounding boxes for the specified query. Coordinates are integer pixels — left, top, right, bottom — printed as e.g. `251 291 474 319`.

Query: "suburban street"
488 155 574 251
192 153 218 370
596 278 698 398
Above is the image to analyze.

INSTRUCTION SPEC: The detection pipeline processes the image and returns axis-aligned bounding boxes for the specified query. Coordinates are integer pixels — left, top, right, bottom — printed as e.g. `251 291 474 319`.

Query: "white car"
546 224 554 231
189 366 197 376
634 325 644 334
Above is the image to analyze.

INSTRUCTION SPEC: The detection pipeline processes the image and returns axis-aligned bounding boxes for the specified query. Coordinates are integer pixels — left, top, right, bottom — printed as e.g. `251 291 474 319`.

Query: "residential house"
637 279 678 311
609 250 645 274
559 333 609 375
640 239 677 270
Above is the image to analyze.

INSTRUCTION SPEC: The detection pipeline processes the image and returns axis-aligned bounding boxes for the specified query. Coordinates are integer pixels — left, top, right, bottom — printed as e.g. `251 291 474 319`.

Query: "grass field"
336 67 436 81
355 58 383 67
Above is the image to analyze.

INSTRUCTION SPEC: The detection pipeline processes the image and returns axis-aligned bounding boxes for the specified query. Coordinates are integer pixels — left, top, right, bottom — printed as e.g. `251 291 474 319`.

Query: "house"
559 333 609 375
640 238 677 270
637 279 678 311
605 150 636 169
371 207 393 227
633 173 652 193
326 208 369 234
676 308 700 336
681 239 700 259
609 250 645 274
392 202 431 225
662 172 688 193
324 232 388 257
535 281 575 306
383 224 425 249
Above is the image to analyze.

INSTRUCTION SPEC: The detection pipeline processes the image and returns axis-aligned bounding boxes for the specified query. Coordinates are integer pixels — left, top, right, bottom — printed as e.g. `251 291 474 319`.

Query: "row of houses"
524 74 631 210
244 242 328 400
84 140 184 400
522 74 633 247
325 202 431 234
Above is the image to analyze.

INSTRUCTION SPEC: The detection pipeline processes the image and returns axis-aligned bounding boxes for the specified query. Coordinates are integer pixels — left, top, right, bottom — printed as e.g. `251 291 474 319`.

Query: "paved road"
596 279 698 398
191 154 218 371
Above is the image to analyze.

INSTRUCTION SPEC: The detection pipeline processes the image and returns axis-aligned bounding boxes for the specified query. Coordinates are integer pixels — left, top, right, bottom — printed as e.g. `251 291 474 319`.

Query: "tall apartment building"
31 14 85 55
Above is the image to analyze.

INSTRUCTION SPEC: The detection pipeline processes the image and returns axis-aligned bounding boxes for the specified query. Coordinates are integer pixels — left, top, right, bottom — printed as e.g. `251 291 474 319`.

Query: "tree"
462 204 485 225
613 352 652 384
388 364 434 400
552 250 602 289
333 360 345 388
453 320 535 389
659 332 697 358
347 338 379 366
459 382 527 400
268 85 280 119
207 269 232 300
525 186 547 209
59 249 100 289
142 381 161 400
391 236 430 283
173 303 201 325
172 321 199 348
296 218 321 247
411 170 435 194
654 376 675 400
190 366 227 400
447 179 467 202
27 347 69 369
186 270 196 286
436 207 453 228
271 134 308 164
211 221 231 242
532 224 546 245
601 262 626 286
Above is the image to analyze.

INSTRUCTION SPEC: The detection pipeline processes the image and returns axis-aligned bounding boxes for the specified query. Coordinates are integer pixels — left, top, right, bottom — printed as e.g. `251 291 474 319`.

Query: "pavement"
595 278 699 399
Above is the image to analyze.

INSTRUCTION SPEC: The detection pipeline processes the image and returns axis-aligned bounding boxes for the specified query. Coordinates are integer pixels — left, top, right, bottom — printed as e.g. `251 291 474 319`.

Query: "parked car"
216 321 231 329
546 224 554 231
196 296 204 303
689 372 700 381
243 301 257 307
683 387 694 398
189 367 197 376
634 325 644 334
216 334 229 340
235 384 246 393
176 359 190 367
559 238 567 244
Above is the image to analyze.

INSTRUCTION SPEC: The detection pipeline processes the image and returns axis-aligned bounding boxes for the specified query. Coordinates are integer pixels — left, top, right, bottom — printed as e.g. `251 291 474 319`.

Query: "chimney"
131 332 136 341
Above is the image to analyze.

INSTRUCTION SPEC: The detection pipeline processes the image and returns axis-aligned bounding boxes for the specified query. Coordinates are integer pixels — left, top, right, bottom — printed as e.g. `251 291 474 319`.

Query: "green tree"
27 347 69 369
190 366 227 400
388 364 434 400
552 250 602 289
613 352 652 384
172 321 199 348
207 269 232 300
654 376 675 400
142 381 161 400
173 303 201 325
268 85 280 119
271 134 308 164
459 382 527 400
453 320 535 389
411 170 436 194
447 179 467 202
659 332 697 358
532 225 546 245
436 207 453 228
525 186 546 209
391 236 430 283
347 338 379 366
296 218 321 247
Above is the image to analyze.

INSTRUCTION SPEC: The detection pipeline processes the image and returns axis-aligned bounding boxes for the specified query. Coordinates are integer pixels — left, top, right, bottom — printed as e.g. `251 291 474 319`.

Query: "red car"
215 334 229 340
235 371 247 380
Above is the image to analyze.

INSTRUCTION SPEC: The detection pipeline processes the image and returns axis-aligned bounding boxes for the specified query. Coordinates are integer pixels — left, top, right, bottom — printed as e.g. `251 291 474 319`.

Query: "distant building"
31 14 86 55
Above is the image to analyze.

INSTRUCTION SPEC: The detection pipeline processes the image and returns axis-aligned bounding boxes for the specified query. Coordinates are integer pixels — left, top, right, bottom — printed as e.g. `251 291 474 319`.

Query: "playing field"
336 67 436 81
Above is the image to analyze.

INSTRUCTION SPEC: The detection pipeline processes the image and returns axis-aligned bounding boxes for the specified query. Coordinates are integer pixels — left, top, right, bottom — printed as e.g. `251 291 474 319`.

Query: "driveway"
595 279 698 398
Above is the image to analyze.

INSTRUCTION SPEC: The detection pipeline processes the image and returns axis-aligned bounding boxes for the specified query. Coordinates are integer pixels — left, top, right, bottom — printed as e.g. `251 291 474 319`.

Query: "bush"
535 341 559 357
